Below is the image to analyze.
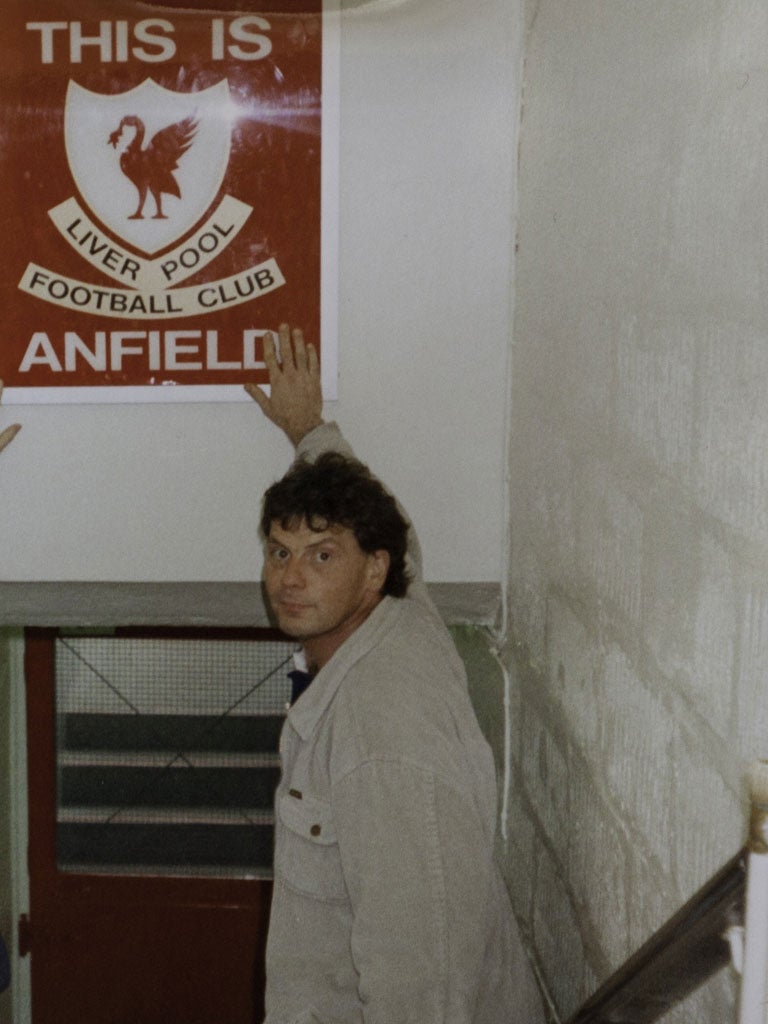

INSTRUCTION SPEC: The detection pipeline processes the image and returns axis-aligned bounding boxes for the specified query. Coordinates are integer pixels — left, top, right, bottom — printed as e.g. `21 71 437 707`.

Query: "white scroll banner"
48 194 254 291
18 257 285 319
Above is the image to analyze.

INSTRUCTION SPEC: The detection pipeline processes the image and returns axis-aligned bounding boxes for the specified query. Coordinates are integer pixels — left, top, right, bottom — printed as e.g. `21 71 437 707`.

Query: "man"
0 381 21 454
247 325 545 1024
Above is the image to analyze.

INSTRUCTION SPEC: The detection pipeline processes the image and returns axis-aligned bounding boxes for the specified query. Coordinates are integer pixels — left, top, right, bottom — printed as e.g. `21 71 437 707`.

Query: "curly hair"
261 452 411 598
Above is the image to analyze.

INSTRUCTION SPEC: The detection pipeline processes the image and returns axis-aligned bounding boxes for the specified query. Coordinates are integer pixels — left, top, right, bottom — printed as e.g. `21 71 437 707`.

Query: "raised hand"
0 381 21 455
245 324 323 447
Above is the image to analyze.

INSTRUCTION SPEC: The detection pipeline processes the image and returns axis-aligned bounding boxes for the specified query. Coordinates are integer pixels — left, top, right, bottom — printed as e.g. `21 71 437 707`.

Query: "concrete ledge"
0 581 501 629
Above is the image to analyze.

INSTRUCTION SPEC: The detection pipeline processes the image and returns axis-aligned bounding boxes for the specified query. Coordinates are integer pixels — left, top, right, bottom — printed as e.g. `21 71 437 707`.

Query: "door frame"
6 628 31 1024
23 626 280 1024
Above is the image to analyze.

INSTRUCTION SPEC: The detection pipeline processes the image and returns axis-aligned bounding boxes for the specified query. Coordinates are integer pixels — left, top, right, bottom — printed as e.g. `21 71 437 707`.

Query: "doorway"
24 627 293 1024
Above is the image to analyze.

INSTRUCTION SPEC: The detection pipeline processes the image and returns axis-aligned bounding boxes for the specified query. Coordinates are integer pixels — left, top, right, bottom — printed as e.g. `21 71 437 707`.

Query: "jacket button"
310 824 321 837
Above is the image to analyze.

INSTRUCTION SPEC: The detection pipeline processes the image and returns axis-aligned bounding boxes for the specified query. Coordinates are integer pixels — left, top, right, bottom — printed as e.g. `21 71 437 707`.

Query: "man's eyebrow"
305 535 342 549
266 532 342 548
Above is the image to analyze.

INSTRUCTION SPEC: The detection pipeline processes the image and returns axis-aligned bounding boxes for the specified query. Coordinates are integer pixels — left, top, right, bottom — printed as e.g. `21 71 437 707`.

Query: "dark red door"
24 628 291 1024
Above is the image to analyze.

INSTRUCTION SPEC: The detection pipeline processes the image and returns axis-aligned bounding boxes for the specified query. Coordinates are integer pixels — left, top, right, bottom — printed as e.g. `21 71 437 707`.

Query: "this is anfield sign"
1 0 339 402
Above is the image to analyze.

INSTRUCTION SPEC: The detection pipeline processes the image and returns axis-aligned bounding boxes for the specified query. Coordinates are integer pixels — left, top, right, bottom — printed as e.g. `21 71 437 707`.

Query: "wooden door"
24 628 292 1024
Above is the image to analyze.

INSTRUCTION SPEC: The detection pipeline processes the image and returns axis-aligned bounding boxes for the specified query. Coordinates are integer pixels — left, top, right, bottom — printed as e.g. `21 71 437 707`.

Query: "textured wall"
503 1 768 1019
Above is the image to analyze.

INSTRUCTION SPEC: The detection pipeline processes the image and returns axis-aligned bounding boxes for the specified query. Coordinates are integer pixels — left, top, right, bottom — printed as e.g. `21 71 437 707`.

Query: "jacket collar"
286 595 401 741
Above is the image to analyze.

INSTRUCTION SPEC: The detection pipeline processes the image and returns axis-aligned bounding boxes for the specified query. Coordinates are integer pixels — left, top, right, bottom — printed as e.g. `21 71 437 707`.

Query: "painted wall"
0 0 520 586
504 1 768 1019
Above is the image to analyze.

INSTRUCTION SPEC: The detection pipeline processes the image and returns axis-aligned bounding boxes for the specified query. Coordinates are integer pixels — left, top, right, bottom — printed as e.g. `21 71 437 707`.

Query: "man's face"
264 518 389 670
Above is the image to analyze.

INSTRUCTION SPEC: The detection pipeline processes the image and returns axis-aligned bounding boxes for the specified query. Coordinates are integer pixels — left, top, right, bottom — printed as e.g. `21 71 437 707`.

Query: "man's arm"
0 381 21 455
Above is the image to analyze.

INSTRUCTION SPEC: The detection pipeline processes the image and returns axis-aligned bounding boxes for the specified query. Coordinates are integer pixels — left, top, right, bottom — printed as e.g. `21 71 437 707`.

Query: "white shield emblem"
64 78 233 256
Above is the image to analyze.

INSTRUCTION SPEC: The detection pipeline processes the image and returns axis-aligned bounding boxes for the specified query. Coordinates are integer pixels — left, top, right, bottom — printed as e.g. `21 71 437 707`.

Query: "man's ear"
367 549 390 593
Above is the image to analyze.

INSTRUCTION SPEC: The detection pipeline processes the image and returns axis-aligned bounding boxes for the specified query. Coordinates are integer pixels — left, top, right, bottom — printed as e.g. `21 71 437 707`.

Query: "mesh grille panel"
55 635 294 879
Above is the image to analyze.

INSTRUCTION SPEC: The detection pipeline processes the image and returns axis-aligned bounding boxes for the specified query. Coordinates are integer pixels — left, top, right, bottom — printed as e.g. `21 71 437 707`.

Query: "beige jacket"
263 423 544 1024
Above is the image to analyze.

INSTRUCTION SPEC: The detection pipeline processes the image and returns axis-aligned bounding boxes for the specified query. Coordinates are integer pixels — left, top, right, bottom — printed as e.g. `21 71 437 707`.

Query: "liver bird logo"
108 113 198 220
65 78 232 255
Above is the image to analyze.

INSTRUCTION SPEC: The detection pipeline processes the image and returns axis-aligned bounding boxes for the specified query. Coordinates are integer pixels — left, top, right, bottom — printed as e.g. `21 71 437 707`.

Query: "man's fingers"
306 342 319 377
0 380 21 454
277 323 293 370
0 424 21 455
262 331 280 373
244 382 270 412
291 328 308 371
261 325 316 377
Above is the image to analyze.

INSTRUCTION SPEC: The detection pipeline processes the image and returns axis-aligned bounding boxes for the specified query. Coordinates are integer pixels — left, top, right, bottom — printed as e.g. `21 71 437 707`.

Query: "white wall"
0 0 521 586
503 1 767 1020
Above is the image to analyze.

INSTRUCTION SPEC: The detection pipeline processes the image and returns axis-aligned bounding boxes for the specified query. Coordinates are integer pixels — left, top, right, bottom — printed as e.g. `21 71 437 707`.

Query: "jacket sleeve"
331 758 494 1023
294 421 427 591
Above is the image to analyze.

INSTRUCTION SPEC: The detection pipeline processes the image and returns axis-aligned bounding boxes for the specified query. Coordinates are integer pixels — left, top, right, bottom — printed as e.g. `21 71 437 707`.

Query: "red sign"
1 0 337 401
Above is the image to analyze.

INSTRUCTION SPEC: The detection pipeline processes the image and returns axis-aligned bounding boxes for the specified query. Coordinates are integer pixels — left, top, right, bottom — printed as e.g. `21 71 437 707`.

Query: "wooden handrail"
566 850 746 1024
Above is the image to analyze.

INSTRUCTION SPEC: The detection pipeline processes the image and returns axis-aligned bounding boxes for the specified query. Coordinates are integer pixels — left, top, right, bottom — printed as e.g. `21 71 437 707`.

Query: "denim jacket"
263 423 544 1024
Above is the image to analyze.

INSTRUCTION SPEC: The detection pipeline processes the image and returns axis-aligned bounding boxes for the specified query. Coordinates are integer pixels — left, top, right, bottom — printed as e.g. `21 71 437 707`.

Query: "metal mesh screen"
54 635 294 880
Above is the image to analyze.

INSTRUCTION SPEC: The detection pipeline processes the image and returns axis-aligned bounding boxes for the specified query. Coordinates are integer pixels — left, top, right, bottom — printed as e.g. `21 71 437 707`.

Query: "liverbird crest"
64 78 232 255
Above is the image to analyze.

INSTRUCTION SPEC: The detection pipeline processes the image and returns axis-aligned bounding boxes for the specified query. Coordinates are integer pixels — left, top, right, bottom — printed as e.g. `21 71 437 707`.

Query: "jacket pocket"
275 791 348 903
